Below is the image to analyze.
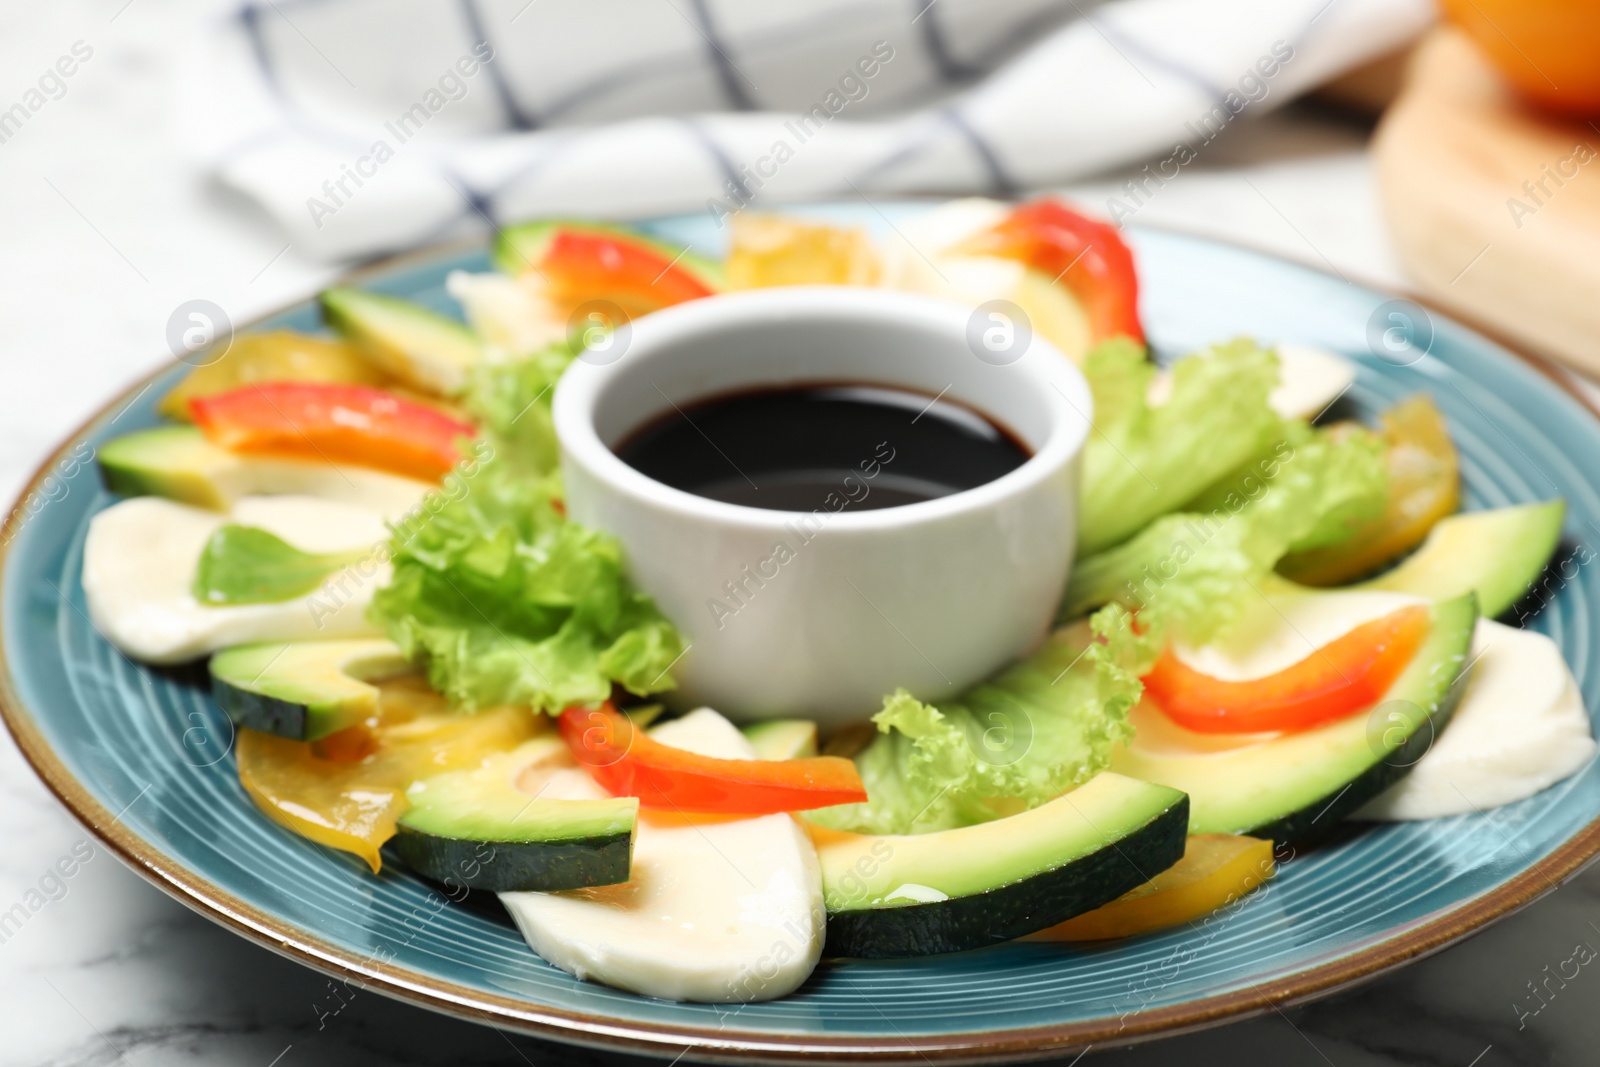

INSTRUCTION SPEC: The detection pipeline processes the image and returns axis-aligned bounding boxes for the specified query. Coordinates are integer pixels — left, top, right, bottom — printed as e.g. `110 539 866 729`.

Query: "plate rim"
5 221 1600 1064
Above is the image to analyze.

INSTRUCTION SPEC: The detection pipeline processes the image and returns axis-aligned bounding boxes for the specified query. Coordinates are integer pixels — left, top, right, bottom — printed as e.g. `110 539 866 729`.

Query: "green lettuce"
1077 338 1283 555
192 524 365 605
809 605 1150 834
1062 419 1388 642
370 341 684 712
462 342 575 478
1187 421 1389 555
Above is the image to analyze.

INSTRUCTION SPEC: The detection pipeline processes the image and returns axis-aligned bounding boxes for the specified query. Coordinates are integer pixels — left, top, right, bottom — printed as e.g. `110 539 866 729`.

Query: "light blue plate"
6 208 1600 1063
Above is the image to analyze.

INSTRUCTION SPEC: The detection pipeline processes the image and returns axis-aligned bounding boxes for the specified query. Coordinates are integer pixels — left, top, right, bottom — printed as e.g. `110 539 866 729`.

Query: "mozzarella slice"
206 460 432 521
498 708 825 1002
82 495 387 664
1146 343 1355 421
446 270 565 361
1270 344 1357 421
227 496 389 551
895 197 1011 257
880 198 1013 296
1358 620 1596 819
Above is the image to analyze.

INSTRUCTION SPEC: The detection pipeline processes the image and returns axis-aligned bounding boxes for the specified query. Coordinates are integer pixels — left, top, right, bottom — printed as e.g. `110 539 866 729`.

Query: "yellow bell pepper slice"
161 331 393 421
1279 394 1460 586
1028 833 1275 941
237 676 539 872
725 213 883 289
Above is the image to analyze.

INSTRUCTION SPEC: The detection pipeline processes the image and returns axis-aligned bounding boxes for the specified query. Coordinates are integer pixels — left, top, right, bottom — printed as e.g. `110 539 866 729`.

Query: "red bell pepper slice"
957 198 1144 345
1142 605 1431 734
543 229 715 317
559 704 868 814
190 382 475 482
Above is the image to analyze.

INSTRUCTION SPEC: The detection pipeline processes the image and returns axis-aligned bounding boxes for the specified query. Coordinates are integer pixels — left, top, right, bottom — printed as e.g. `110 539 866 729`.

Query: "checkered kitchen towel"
184 0 1431 261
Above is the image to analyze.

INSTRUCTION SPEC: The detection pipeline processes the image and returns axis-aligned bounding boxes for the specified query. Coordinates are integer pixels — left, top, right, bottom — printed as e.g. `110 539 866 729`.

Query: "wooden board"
1374 28 1600 376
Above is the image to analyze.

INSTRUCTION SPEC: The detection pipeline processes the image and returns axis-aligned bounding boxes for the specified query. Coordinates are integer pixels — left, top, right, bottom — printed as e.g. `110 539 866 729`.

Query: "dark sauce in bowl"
613 384 1031 512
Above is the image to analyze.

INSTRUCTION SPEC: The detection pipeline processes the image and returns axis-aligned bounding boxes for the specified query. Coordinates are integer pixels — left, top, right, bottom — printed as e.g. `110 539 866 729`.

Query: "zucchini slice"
815 772 1188 958
320 287 482 396
210 638 411 741
395 738 638 892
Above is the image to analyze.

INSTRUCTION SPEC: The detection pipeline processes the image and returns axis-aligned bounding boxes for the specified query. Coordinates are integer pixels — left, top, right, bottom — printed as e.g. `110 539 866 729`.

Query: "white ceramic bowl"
553 287 1091 728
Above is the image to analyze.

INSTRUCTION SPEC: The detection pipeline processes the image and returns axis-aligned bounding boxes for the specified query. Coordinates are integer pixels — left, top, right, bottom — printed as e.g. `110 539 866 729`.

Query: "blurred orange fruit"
1440 0 1600 116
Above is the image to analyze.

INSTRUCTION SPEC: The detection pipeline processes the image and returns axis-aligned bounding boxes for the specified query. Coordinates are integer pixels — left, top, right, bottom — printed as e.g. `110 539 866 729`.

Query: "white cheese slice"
82 494 387 664
227 495 389 552
1146 343 1356 421
498 707 825 1002
895 197 1011 257
880 198 1012 296
1358 620 1596 819
446 270 565 361
202 458 433 521
1270 344 1357 421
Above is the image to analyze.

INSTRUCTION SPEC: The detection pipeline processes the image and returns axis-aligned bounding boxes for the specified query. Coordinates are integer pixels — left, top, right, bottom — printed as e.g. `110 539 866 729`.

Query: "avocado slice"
101 426 241 509
623 704 665 729
98 425 431 516
815 772 1188 958
320 287 483 396
1112 592 1478 843
492 219 724 290
741 718 819 760
1353 501 1564 618
395 738 638 892
210 638 412 741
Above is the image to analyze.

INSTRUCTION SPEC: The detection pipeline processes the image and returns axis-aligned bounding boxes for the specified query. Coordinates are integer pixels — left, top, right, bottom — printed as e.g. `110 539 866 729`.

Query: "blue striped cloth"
184 0 1431 260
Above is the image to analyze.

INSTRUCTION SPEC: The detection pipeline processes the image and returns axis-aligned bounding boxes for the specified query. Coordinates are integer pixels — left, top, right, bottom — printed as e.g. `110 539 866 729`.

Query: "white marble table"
5 4 1599 1066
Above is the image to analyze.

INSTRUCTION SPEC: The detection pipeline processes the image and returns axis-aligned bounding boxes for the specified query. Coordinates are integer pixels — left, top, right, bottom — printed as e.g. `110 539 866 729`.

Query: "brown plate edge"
4 223 1600 1066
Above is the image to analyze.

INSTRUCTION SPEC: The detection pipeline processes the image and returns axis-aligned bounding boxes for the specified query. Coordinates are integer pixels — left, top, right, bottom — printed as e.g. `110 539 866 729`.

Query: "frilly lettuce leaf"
370 341 683 712
1191 420 1389 555
461 338 576 479
809 605 1149 834
1062 418 1388 642
1077 338 1283 555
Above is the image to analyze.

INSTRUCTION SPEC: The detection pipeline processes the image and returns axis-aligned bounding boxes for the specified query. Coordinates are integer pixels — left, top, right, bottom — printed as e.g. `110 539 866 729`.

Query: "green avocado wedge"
100 426 239 508
320 287 483 396
1111 592 1478 843
492 219 724 289
1350 501 1564 618
97 425 431 515
741 718 819 760
395 739 638 892
814 772 1188 959
210 638 412 741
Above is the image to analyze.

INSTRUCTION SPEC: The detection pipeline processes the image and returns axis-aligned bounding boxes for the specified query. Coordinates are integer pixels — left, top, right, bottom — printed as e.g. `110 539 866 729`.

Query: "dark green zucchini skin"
823 797 1190 959
1255 666 1473 844
212 677 313 740
392 828 632 893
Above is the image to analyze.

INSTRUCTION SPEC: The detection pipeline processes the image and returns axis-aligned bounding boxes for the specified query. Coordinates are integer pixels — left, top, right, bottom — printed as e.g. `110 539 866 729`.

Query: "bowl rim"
552 285 1091 532
4 218 1600 1065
